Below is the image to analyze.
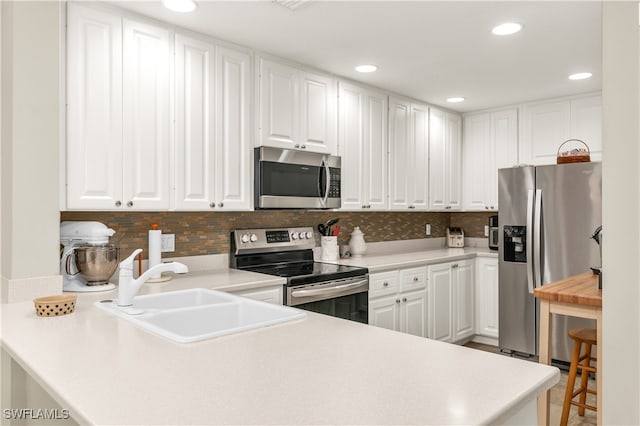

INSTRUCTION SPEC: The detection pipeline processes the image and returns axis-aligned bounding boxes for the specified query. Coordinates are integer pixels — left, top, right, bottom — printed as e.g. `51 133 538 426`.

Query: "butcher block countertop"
533 272 602 307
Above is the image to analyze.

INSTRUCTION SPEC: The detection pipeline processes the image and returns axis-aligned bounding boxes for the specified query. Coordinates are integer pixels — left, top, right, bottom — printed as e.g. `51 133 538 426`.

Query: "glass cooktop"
243 261 368 286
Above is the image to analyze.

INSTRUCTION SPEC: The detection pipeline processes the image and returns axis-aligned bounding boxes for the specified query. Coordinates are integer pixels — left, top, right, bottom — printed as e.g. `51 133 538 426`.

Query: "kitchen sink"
95 288 306 343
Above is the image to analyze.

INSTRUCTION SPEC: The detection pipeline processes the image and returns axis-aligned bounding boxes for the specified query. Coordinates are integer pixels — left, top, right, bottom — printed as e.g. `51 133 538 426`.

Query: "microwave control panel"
329 168 341 198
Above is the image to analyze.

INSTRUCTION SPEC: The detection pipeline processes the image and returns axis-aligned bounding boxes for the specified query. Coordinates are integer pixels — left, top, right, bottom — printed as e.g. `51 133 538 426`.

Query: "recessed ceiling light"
491 22 523 36
447 97 465 103
162 0 198 13
568 72 593 80
355 65 377 73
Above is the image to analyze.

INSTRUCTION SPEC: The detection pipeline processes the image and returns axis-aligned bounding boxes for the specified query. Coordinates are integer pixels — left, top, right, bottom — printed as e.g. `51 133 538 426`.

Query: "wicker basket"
34 294 77 317
557 139 591 164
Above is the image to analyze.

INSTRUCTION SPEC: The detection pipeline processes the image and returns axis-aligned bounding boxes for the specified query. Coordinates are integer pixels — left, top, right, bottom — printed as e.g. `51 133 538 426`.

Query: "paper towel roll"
148 224 162 279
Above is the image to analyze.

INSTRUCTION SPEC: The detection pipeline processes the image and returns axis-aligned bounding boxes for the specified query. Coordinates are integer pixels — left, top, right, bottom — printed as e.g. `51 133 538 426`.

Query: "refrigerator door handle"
526 189 535 294
533 189 543 289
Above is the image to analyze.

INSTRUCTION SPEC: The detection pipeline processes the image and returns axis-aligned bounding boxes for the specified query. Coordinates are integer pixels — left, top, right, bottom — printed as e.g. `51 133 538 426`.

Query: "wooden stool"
560 328 597 426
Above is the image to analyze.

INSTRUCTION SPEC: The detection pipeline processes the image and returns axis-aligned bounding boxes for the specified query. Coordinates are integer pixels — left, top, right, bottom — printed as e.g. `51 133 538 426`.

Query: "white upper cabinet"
429 108 462 210
66 5 170 210
174 34 216 210
257 57 337 154
214 46 252 210
519 94 601 165
174 34 252 211
122 19 171 210
389 97 429 210
338 81 388 210
462 108 517 211
66 5 123 209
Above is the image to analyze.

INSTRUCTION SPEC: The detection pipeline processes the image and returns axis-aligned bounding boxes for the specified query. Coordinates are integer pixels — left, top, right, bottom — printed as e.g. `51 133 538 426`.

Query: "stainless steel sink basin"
95 288 306 343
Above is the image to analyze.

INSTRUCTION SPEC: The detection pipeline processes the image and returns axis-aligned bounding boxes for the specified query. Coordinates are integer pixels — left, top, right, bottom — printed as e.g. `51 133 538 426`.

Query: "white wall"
0 2 61 297
602 2 640 424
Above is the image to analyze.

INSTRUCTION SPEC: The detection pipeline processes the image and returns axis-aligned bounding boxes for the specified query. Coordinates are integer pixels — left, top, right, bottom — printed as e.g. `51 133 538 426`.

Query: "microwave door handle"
319 159 330 206
526 189 535 294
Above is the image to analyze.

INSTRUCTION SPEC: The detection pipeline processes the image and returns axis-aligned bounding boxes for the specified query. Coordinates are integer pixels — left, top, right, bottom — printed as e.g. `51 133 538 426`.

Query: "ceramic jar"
349 227 367 257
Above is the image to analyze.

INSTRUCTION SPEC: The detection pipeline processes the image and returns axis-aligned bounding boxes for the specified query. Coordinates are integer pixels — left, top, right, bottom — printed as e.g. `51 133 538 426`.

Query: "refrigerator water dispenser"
503 225 527 263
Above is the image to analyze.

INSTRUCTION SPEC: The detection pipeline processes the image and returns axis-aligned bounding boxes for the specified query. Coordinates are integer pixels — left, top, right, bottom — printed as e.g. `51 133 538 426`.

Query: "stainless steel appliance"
498 162 601 364
488 215 499 250
254 147 341 209
230 227 368 323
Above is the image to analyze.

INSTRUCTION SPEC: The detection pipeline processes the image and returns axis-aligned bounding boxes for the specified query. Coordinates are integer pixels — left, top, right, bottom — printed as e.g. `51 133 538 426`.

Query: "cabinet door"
258 58 298 149
429 108 447 210
338 82 365 210
462 113 490 210
428 262 453 342
231 286 283 305
476 258 499 338
66 5 123 209
369 295 401 332
489 109 518 209
300 71 337 154
446 113 462 210
388 97 411 210
122 19 170 209
570 95 602 162
401 290 428 338
174 34 216 210
364 92 389 210
520 100 570 165
410 103 430 210
215 46 252 210
453 260 475 341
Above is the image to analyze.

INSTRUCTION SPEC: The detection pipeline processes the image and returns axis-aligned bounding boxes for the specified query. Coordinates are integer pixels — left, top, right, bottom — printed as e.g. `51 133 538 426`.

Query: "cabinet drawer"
401 266 427 292
369 270 399 298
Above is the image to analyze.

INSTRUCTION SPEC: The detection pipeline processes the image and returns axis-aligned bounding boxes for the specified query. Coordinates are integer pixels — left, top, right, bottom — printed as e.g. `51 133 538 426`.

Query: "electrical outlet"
484 225 489 237
161 234 175 252
425 224 431 236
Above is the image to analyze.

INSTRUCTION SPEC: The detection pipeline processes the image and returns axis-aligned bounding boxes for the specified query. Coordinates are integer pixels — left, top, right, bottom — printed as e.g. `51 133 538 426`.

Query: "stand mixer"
60 221 120 292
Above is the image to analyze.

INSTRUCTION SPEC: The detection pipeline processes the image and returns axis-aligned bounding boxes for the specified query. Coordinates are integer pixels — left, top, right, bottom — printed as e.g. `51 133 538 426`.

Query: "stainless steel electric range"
230 227 369 324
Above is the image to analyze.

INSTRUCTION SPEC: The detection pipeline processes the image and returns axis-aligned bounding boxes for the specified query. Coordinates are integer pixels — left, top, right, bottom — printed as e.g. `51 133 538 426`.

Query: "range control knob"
241 234 250 244
291 232 299 240
250 234 258 242
298 233 306 240
305 231 313 239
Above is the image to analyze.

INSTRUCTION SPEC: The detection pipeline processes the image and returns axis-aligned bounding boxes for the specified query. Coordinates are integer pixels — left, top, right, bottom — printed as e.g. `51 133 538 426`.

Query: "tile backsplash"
60 211 492 258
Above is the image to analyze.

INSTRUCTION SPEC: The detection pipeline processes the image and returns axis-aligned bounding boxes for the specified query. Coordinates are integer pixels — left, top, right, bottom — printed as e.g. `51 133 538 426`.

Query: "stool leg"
561 339 582 426
578 343 592 416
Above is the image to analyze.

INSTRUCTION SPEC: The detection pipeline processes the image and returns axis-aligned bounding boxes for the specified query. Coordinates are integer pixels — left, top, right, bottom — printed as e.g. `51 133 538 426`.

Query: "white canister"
349 227 367 257
321 236 339 262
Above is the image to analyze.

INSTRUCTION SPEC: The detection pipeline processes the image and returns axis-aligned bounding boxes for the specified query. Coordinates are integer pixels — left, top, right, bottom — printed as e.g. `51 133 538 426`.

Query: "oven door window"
260 161 324 198
295 292 368 324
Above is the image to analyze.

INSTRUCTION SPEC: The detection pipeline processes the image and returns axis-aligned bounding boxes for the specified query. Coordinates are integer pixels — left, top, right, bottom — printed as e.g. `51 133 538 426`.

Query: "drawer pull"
383 282 389 287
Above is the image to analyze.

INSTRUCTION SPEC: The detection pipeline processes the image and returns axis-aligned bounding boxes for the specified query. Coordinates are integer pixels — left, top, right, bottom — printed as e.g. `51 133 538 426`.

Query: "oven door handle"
291 279 368 298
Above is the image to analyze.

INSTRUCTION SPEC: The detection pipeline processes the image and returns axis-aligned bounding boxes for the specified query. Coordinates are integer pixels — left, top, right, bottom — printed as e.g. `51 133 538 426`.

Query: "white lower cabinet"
427 259 474 343
368 267 428 337
229 285 283 305
475 257 499 340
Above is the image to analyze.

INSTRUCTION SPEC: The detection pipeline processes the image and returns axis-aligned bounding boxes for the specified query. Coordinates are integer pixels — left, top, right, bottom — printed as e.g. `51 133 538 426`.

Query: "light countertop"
1 246 557 425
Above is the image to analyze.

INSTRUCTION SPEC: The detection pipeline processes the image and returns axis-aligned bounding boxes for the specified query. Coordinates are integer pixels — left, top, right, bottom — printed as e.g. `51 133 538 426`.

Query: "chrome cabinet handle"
395 299 401 304
294 144 300 148
402 297 407 302
383 282 389 287
210 202 216 208
218 202 224 208
115 200 122 207
127 201 133 207
301 145 306 149
413 277 419 282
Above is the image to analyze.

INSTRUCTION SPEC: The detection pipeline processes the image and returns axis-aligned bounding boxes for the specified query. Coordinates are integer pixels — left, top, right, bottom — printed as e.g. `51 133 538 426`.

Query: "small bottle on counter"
349 227 367 257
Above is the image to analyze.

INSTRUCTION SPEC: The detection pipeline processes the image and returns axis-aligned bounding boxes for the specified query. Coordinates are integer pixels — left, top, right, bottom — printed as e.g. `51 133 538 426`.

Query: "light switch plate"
425 224 431 236
484 225 489 237
161 234 175 252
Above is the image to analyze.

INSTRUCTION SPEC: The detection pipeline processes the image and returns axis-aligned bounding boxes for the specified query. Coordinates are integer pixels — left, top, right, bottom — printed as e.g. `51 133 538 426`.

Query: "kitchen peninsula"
2 260 558 425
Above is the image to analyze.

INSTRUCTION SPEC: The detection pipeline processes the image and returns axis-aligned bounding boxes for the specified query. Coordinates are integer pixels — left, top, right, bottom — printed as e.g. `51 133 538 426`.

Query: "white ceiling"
111 0 602 112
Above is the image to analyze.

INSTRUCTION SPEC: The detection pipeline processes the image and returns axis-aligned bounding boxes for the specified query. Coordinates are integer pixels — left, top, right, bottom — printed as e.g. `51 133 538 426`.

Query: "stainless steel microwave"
254 147 341 209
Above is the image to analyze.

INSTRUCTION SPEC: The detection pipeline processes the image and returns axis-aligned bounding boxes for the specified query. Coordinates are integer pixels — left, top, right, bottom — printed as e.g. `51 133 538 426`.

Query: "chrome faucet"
117 249 188 307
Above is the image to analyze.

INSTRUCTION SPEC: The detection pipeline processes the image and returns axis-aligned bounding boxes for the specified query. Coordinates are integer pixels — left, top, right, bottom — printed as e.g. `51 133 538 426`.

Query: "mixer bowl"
74 244 120 285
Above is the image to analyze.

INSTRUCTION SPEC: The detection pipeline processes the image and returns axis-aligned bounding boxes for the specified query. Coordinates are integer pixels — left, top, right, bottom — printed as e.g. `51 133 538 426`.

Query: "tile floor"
464 342 597 426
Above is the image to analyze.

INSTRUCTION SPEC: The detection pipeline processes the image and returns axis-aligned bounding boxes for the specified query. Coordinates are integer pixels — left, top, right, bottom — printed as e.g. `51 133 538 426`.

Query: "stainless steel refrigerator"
498 162 601 364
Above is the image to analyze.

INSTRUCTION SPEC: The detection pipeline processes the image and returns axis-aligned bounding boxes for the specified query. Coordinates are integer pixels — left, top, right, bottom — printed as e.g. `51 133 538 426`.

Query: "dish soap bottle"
349 227 367 257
